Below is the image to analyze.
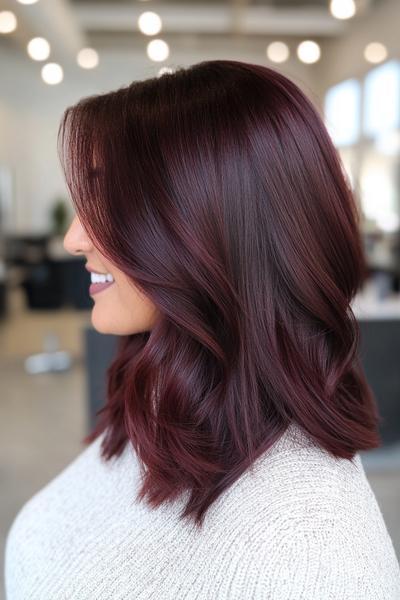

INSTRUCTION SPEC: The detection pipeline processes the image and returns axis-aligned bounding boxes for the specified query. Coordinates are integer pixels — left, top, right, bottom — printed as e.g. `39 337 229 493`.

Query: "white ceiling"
0 0 379 68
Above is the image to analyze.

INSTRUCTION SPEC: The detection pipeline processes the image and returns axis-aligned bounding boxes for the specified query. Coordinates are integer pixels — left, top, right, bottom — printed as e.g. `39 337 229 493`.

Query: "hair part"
58 59 381 530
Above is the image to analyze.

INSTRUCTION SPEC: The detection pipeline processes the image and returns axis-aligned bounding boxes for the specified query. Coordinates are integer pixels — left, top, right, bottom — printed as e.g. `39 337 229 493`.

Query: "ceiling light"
17 0 39 4
27 37 50 61
41 62 63 85
297 40 321 64
147 39 169 62
0 11 17 34
138 11 162 36
157 66 174 77
329 0 356 20
266 41 289 64
364 42 388 64
77 48 99 69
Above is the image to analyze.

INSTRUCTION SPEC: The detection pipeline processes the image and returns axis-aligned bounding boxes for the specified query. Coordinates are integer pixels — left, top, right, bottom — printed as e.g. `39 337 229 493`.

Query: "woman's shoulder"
222 421 366 500
205 422 400 598
233 422 382 528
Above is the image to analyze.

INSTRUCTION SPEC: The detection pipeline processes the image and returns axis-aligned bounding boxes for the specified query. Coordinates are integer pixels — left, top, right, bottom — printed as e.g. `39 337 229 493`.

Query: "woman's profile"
4 59 400 599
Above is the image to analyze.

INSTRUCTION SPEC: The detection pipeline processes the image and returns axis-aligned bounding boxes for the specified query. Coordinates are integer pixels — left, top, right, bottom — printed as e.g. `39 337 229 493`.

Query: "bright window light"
363 60 400 137
360 161 398 232
324 79 361 147
374 131 400 156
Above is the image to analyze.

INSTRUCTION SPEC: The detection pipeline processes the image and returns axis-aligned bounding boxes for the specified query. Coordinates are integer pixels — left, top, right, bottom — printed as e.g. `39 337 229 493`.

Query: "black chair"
20 257 94 310
359 319 400 446
57 257 93 309
21 259 64 309
84 327 119 432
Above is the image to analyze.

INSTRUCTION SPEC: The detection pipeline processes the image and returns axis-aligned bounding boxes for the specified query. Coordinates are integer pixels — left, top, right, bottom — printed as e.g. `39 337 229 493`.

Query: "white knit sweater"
4 422 400 599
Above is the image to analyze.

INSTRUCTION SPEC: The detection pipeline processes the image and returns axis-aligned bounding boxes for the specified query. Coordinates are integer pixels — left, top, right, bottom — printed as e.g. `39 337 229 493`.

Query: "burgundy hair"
58 59 381 529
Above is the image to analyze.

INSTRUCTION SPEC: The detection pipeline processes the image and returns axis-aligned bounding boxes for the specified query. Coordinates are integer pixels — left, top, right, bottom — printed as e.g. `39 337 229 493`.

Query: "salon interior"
1 0 400 594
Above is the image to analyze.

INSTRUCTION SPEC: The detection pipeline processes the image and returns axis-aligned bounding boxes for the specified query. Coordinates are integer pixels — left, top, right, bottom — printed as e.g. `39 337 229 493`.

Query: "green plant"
50 198 69 236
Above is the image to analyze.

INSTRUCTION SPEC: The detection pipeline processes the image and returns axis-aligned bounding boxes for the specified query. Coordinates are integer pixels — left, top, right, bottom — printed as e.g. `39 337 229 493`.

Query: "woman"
5 59 400 599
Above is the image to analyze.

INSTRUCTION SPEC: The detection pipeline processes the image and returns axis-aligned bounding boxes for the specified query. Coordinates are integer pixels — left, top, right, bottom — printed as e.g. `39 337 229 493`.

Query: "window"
324 78 361 147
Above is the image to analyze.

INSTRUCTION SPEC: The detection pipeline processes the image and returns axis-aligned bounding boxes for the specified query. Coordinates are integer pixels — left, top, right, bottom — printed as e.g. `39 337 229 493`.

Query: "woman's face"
63 214 159 335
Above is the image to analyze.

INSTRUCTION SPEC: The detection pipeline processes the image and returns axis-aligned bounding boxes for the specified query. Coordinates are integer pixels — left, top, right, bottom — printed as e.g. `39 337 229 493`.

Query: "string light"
27 37 50 61
147 39 169 61
0 11 17 34
364 42 388 64
329 0 356 20
138 12 162 36
297 40 321 64
77 48 99 69
266 42 290 64
41 63 63 85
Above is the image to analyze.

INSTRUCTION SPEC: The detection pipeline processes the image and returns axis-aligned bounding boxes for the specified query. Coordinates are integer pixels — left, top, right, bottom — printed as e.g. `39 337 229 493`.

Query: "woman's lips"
89 281 114 295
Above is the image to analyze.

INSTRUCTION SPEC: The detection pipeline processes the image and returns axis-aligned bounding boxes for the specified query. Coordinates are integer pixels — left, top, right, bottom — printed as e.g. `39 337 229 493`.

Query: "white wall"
0 103 67 234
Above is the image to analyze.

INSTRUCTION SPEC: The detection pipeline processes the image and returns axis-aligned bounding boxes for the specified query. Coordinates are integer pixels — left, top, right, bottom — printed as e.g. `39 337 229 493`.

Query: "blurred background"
1 0 400 594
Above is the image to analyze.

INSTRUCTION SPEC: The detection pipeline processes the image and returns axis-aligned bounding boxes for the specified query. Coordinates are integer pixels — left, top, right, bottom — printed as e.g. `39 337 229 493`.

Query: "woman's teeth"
90 272 114 283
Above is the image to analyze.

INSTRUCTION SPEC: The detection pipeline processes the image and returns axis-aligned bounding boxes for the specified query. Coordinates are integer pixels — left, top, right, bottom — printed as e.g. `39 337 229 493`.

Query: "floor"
0 287 90 599
1 286 400 599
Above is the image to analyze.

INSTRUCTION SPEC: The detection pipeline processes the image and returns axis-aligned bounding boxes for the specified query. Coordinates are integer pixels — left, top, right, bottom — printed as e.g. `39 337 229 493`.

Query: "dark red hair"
58 59 381 529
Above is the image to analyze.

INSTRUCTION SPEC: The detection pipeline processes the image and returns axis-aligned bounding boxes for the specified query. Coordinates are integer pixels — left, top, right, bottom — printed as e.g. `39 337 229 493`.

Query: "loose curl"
58 59 382 530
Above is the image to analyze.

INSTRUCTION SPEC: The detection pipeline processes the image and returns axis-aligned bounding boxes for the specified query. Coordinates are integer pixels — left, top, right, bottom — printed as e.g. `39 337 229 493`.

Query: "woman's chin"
90 311 115 335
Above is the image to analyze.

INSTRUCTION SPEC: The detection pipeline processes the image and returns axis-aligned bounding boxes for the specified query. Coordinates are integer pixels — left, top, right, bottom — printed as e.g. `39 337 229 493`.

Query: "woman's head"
63 214 159 335
58 59 381 529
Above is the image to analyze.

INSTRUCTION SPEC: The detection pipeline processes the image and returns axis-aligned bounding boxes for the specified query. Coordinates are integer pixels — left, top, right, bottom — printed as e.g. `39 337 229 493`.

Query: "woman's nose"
63 215 93 256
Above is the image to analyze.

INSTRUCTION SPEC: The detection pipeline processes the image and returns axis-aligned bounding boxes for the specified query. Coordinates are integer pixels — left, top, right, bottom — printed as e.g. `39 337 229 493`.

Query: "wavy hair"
58 59 382 529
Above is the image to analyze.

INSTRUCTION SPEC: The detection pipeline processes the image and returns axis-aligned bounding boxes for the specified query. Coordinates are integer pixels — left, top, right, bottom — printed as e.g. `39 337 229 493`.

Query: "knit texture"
4 422 400 599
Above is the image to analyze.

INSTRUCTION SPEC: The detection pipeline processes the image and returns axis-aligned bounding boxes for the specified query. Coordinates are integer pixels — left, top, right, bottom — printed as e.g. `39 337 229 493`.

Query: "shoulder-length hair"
58 59 381 529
